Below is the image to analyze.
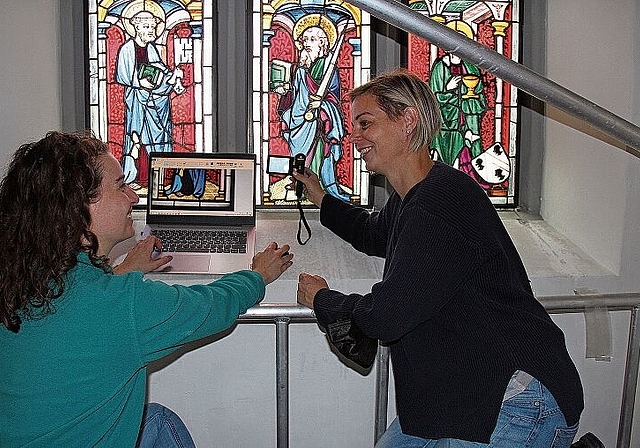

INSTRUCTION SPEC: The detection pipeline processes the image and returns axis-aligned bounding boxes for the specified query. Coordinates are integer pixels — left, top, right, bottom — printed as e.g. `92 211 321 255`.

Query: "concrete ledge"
115 209 616 301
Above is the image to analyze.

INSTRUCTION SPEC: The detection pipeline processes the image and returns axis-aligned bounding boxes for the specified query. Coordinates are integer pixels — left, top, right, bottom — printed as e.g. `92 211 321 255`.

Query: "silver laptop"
142 151 257 274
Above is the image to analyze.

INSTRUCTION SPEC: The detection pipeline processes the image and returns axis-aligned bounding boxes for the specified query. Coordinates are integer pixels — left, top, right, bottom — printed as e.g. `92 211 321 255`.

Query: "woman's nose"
127 186 140 205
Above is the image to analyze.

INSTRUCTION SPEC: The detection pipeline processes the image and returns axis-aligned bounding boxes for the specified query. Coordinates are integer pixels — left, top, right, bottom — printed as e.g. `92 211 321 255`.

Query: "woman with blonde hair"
295 69 583 447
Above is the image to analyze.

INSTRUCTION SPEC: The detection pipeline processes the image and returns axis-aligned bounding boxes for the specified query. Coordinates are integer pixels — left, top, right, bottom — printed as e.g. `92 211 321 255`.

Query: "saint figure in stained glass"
407 0 519 206
115 0 187 188
273 15 349 201
253 0 371 208
429 21 489 185
88 0 214 203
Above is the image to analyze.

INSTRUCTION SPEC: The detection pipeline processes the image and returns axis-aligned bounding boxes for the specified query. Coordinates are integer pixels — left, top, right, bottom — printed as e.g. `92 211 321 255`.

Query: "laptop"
141 151 257 274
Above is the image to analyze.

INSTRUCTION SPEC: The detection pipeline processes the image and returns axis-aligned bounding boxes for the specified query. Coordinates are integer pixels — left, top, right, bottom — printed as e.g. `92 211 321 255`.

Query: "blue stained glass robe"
116 39 175 183
278 56 349 200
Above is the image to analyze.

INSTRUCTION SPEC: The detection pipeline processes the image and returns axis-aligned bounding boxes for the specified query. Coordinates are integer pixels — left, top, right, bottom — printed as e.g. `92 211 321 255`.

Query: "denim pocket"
551 421 579 448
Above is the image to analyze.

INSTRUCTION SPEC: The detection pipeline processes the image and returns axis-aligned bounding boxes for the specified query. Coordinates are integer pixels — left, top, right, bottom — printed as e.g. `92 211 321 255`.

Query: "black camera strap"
296 198 311 245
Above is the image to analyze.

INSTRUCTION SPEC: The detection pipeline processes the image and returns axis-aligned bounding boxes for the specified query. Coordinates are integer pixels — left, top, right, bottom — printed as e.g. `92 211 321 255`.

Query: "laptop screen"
146 152 256 227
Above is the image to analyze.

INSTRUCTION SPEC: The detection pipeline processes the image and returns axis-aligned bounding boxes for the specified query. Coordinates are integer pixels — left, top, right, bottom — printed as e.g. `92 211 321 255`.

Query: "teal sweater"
0 253 264 447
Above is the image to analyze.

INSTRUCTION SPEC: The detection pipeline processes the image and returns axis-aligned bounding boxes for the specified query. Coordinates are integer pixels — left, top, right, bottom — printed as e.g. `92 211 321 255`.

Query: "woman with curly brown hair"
0 131 293 447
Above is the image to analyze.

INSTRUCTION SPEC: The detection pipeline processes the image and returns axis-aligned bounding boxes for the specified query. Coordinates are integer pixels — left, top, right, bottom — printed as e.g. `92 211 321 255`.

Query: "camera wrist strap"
296 199 311 245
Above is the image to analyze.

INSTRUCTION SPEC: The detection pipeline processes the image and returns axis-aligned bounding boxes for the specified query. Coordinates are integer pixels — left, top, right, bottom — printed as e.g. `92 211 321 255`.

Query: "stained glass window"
87 0 215 203
407 0 520 206
251 0 372 208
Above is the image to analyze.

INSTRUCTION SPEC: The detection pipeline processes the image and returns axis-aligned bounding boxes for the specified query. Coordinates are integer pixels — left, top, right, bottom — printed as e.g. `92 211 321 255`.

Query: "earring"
406 129 411 135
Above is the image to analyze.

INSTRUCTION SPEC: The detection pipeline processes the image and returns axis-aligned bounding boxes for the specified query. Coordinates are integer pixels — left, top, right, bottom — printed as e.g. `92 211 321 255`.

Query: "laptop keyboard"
151 229 248 254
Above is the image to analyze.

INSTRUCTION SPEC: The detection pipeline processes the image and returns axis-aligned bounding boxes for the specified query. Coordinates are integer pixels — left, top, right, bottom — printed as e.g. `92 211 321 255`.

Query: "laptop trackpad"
166 254 212 273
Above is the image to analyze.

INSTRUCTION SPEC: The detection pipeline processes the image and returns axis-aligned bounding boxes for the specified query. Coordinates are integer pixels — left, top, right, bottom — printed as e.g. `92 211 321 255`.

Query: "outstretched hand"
112 236 173 274
251 242 294 285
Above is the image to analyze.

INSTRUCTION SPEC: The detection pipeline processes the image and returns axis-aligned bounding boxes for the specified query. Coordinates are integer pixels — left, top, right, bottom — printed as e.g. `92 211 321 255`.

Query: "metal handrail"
238 293 640 448
237 305 315 448
345 0 640 156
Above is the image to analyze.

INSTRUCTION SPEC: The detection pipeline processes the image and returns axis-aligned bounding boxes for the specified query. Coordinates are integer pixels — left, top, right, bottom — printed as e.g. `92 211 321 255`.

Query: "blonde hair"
349 68 442 152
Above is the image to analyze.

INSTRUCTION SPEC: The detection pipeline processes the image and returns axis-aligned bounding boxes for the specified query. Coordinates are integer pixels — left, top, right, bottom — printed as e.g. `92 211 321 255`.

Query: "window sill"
125 209 616 299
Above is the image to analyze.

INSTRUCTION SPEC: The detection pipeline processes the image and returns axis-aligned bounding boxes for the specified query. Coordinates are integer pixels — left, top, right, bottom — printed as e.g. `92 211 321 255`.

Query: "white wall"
2 1 640 447
542 0 640 276
0 0 62 166
538 2 640 446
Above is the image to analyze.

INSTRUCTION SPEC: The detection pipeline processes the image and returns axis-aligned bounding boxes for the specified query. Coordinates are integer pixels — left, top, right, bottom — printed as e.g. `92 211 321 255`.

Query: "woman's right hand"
292 168 326 207
251 242 294 285
113 236 172 274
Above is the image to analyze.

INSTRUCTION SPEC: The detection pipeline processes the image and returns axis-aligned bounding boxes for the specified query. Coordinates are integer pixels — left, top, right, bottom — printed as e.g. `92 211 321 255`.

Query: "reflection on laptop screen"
147 153 255 224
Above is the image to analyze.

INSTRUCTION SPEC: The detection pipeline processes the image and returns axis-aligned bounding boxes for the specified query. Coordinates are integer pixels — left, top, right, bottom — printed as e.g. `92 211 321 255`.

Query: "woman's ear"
403 106 419 133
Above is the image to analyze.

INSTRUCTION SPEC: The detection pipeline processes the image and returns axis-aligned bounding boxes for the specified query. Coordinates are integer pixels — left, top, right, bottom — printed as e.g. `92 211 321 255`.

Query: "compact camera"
266 154 306 198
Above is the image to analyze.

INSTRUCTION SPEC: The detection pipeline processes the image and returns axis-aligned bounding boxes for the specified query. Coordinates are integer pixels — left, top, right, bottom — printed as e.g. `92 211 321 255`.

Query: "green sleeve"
120 270 265 363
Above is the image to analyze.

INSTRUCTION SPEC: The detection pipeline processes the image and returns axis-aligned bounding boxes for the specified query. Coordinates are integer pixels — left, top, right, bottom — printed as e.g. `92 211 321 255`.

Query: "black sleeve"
319 193 396 258
315 205 487 342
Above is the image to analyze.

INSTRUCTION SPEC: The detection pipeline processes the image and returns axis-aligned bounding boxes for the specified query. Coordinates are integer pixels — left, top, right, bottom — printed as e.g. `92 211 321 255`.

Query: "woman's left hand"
297 272 329 309
113 236 173 274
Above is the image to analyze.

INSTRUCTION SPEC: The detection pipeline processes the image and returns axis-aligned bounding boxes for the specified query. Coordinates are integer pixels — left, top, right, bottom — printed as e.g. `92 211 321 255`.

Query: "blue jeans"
375 378 579 448
136 402 195 448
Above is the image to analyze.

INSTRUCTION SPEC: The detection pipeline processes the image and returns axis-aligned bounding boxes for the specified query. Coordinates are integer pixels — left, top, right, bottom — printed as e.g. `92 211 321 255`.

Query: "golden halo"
122 0 166 38
292 14 337 50
446 20 474 39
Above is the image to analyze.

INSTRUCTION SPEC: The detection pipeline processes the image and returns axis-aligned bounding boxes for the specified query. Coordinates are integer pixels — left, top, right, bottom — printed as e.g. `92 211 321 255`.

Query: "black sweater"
314 162 583 443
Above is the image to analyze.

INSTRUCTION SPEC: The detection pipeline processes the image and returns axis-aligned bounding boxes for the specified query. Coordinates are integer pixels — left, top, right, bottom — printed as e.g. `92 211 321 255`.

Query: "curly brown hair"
0 131 111 333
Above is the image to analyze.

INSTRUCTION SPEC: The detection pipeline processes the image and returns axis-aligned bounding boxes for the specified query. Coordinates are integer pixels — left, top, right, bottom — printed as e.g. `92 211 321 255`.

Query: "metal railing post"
275 316 290 448
617 306 640 448
374 343 390 443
